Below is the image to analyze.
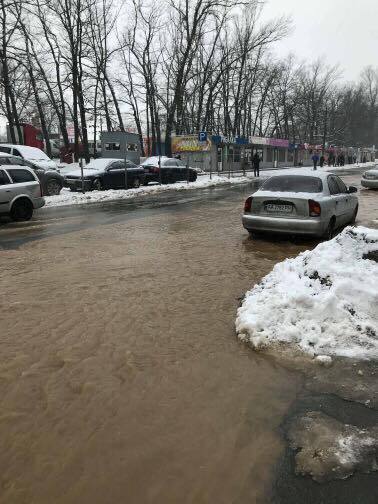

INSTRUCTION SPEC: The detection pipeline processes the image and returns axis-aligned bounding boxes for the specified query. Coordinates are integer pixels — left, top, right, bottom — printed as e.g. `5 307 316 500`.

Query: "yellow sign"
172 135 212 153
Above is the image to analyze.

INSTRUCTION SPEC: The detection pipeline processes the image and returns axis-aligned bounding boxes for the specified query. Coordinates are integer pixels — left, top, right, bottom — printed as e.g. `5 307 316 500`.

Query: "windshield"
18 146 50 161
262 175 323 193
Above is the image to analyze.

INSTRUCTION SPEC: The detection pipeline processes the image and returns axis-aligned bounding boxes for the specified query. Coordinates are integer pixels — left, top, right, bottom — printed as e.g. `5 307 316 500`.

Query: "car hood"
65 168 102 177
30 159 59 170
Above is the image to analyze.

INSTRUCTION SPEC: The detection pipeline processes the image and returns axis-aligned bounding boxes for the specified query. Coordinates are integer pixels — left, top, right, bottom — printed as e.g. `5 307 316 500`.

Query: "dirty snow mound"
288 411 378 482
236 227 378 360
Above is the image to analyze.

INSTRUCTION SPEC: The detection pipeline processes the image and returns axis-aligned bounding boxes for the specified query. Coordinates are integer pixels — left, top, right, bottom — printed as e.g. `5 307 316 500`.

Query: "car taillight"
309 199 321 217
244 196 253 212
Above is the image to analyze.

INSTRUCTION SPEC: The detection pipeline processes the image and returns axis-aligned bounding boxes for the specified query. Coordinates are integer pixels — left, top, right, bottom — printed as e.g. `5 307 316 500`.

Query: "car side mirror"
348 186 357 193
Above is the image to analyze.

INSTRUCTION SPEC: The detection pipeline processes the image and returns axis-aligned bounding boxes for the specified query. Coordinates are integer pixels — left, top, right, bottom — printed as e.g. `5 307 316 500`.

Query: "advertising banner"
269 138 289 148
250 136 289 148
250 136 269 145
172 135 212 153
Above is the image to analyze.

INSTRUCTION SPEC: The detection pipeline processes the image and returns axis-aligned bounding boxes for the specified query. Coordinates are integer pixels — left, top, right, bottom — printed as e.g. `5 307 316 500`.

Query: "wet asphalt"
1 166 377 503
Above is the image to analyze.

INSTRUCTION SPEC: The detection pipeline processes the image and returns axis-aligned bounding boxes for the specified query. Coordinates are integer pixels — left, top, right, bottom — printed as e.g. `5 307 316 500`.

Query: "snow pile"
236 226 378 360
44 175 253 208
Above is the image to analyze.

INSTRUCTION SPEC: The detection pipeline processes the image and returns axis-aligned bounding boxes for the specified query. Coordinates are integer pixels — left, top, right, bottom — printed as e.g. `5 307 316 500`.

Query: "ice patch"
288 411 378 482
236 226 378 360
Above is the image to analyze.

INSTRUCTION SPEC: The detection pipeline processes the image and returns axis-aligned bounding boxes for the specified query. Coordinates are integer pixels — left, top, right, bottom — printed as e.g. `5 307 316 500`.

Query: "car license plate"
265 203 293 213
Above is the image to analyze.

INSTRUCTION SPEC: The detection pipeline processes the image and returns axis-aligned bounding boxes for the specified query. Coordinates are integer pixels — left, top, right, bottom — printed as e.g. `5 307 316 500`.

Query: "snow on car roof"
365 167 378 175
1 144 52 160
85 158 115 169
141 156 171 165
265 168 330 180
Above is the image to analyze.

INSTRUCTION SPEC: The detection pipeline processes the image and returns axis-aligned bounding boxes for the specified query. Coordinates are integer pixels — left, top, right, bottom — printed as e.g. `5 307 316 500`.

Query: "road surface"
0 169 377 503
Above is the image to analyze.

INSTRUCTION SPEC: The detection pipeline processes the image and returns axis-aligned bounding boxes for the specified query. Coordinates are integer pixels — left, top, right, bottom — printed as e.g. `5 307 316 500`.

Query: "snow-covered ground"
236 226 378 361
44 174 256 208
47 160 376 209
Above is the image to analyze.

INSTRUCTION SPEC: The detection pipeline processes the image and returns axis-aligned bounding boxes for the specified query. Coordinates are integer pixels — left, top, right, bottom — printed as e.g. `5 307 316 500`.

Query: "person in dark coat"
311 153 319 170
252 152 260 177
320 155 325 168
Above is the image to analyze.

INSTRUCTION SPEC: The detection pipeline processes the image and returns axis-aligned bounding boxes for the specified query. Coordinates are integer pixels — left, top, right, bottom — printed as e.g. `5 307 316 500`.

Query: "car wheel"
132 177 141 189
189 172 197 182
46 178 62 195
323 217 336 240
10 199 33 221
92 178 103 191
351 205 358 223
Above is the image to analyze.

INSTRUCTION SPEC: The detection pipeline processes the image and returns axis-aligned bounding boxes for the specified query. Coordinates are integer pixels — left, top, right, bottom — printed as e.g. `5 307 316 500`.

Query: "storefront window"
266 148 273 162
278 149 286 162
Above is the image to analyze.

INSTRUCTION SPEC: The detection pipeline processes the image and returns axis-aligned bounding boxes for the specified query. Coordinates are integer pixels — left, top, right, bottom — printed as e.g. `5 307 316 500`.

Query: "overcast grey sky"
261 0 378 82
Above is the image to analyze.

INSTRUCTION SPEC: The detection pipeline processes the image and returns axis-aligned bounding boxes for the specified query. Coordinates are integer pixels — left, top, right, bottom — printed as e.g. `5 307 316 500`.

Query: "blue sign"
211 135 222 145
235 136 248 145
198 131 207 142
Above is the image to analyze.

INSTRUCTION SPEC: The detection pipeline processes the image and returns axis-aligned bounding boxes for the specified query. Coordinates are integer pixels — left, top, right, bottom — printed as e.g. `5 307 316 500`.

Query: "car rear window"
7 169 35 183
262 175 323 193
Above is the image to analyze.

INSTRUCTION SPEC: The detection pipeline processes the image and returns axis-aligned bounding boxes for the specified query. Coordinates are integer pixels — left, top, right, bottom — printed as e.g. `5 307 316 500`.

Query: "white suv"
0 166 45 221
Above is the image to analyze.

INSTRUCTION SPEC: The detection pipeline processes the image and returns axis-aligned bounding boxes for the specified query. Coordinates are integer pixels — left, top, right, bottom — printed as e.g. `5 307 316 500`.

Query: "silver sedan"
361 167 378 189
242 170 358 239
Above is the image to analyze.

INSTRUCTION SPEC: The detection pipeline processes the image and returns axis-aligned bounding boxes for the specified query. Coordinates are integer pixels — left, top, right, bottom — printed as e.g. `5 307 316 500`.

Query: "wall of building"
101 132 141 164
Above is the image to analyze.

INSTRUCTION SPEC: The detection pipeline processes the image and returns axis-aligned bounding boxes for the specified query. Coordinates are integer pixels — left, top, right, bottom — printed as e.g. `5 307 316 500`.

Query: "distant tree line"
1 0 377 162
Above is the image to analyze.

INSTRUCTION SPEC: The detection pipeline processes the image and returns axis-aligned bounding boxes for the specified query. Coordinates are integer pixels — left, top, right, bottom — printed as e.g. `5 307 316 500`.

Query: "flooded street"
0 171 376 503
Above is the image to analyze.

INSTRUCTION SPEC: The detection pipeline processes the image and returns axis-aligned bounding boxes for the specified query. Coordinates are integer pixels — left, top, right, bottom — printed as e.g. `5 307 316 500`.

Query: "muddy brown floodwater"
0 172 376 503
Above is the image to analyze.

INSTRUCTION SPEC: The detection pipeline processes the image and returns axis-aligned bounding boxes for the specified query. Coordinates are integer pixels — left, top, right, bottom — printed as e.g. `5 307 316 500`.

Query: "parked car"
361 167 378 189
0 144 59 171
141 156 198 184
64 158 145 192
242 170 358 239
0 166 45 221
0 152 64 196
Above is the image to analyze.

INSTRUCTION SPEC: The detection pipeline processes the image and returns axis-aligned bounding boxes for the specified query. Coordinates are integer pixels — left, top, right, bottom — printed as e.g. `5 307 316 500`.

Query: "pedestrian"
252 152 260 177
320 155 325 168
311 152 319 170
242 155 248 175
